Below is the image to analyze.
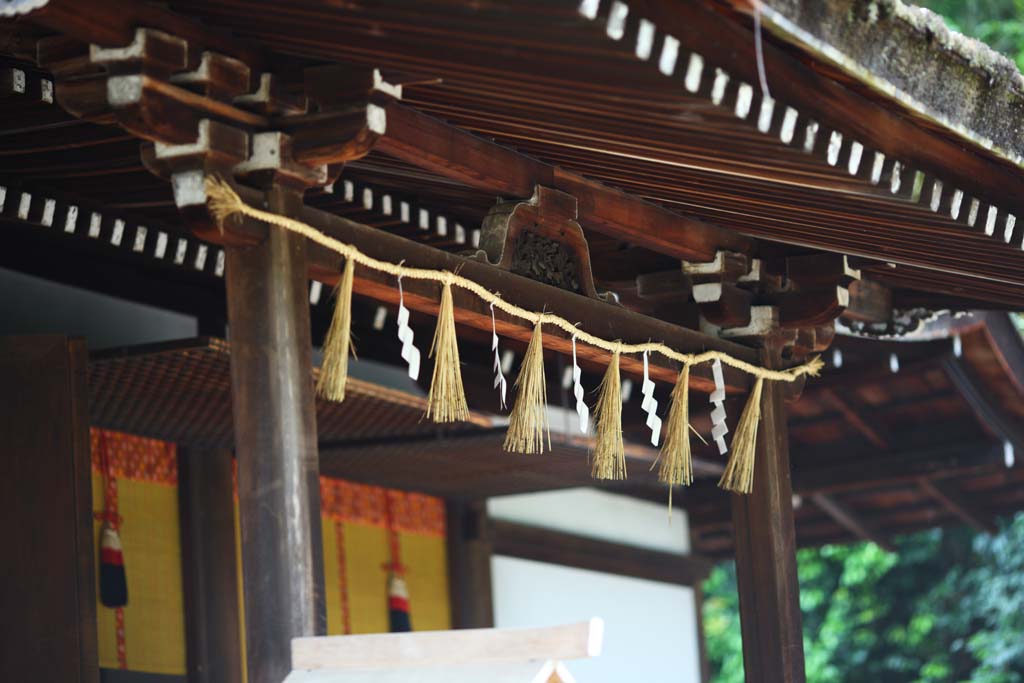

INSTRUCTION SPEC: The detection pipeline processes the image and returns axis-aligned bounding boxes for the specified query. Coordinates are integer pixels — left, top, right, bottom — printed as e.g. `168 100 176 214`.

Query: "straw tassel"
656 364 694 489
718 377 765 494
426 282 469 422
504 322 550 454
591 351 627 480
316 258 356 402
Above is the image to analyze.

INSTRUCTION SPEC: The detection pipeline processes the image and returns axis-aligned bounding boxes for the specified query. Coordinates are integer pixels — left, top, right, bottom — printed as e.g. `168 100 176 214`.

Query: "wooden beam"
819 388 890 450
30 0 266 71
225 189 326 682
942 355 1024 454
377 103 752 262
917 478 997 535
446 501 495 629
730 350 806 683
197 180 759 396
491 520 713 587
0 336 98 683
793 440 1005 495
809 493 895 551
291 620 603 672
178 447 243 683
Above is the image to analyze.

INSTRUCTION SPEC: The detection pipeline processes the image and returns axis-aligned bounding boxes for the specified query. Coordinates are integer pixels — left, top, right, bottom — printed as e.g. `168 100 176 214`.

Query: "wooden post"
730 351 806 683
178 447 243 683
446 501 495 629
0 336 98 683
225 187 326 683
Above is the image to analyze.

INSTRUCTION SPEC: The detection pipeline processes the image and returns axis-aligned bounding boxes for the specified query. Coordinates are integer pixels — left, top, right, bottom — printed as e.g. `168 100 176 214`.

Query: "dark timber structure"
3 1 1024 682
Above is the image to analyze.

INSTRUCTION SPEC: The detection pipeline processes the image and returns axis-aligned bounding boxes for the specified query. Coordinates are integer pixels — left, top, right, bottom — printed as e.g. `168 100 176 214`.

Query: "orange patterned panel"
320 478 446 537
90 428 177 485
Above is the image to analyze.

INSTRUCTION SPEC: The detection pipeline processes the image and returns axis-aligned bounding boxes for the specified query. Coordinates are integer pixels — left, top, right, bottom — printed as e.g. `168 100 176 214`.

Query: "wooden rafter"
916 478 997 535
809 493 894 551
942 355 1024 454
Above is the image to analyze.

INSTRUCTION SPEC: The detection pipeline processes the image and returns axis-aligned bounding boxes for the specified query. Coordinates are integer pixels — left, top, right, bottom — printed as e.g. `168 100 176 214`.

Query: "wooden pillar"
446 500 495 629
225 187 326 683
0 336 98 683
730 352 806 683
178 447 243 683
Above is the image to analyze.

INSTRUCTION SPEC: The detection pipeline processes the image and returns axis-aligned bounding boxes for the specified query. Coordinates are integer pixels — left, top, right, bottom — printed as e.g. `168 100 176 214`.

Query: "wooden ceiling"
3 0 1024 550
3 0 1024 312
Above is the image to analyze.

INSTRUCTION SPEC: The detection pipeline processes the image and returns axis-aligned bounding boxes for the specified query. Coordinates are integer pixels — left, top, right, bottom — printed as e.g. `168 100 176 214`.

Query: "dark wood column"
225 189 326 683
0 336 97 683
178 447 243 683
730 352 806 683
446 501 495 629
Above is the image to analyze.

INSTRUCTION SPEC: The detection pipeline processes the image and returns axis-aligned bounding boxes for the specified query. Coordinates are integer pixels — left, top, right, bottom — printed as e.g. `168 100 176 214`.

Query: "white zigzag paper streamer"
490 303 507 410
396 276 421 381
641 351 662 447
571 336 589 434
710 358 729 455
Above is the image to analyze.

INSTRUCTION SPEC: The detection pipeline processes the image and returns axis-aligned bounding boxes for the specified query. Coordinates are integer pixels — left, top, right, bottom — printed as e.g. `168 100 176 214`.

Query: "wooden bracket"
476 186 604 300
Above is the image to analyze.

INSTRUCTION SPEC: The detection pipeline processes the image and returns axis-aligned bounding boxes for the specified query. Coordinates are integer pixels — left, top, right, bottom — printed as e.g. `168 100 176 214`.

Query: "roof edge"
760 0 1024 171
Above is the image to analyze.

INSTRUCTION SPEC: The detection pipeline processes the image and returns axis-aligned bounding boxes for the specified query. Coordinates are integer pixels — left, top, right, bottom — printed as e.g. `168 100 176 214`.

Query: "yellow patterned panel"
342 522 391 634
322 517 343 635
92 473 186 675
400 532 452 632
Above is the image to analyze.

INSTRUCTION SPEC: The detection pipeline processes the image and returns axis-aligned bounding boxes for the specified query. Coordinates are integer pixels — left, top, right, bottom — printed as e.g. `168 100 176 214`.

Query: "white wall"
488 489 703 683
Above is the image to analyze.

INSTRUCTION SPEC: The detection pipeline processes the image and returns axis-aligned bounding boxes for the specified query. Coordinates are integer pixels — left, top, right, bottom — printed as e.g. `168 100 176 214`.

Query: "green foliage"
703 513 1024 682
918 0 1024 70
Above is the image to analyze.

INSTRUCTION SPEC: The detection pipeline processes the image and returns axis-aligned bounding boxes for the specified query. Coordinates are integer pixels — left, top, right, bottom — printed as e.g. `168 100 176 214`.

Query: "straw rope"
206 177 823 383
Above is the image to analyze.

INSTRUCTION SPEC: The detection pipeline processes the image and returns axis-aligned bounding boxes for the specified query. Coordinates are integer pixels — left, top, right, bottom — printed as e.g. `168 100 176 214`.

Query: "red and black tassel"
99 520 127 608
384 494 411 632
97 432 128 608
387 572 411 632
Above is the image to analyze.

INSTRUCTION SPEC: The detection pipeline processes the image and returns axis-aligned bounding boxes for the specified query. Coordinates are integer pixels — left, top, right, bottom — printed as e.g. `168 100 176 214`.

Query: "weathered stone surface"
763 0 1024 169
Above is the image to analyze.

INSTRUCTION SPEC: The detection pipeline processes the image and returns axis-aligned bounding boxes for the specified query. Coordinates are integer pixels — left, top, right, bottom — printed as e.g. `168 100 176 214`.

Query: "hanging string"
753 1 771 100
206 177 823 384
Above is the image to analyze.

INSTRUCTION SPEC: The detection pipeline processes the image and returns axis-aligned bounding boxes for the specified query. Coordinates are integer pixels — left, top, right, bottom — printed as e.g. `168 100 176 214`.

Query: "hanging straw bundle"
316 257 356 402
426 282 469 422
504 322 550 454
656 363 694 490
718 377 765 494
591 351 626 480
203 176 826 496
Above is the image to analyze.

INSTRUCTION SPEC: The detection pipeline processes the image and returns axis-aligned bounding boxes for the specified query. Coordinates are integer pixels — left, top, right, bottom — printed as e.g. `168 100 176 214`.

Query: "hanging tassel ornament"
504 321 550 454
99 521 128 607
718 377 765 494
316 257 356 402
591 351 627 480
97 433 127 608
425 281 469 422
656 363 694 491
